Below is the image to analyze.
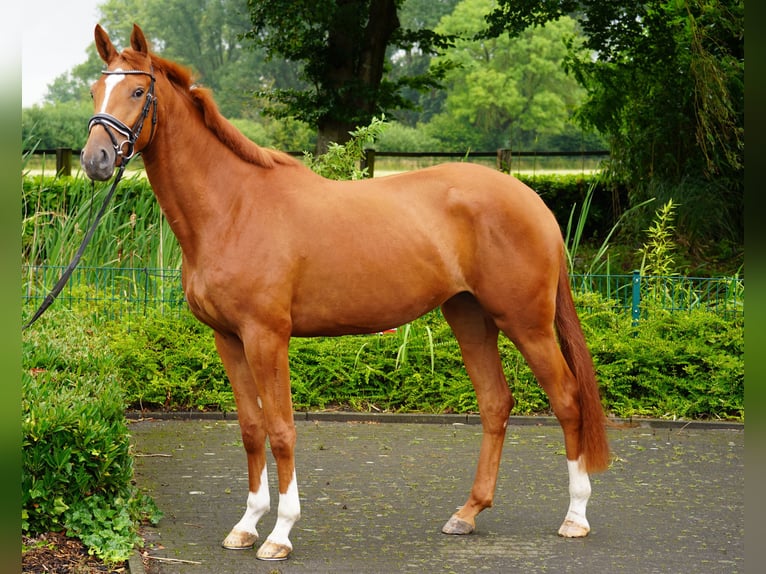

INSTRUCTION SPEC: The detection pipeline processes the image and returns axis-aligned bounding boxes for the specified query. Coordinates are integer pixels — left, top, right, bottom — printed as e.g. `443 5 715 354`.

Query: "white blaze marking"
232 465 270 536
564 456 592 526
266 470 301 549
99 69 126 113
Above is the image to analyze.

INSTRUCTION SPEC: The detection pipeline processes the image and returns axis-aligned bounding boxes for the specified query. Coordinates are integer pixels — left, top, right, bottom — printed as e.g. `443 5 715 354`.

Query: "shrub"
304 116 388 180
99 291 742 422
22 310 162 562
591 306 743 420
515 173 630 243
106 311 234 412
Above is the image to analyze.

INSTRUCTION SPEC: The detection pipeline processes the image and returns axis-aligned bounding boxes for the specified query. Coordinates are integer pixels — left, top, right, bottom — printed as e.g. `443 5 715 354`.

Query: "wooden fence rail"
24 148 609 178
360 149 609 177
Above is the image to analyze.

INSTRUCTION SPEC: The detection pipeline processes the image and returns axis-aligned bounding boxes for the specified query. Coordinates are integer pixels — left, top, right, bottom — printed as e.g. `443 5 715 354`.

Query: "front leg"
256 469 300 560
223 466 269 549
214 332 271 550
240 325 301 561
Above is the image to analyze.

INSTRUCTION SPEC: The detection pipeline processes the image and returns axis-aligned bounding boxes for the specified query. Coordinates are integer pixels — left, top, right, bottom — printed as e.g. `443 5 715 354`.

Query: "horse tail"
554 256 611 473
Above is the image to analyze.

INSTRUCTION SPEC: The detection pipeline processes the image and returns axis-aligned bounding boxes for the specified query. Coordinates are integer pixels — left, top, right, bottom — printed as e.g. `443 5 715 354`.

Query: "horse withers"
81 24 611 561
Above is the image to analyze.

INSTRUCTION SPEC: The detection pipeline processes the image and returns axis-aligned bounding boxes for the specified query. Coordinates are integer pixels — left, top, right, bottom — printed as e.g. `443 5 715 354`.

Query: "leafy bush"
22 311 161 562
303 116 387 180
591 306 743 420
22 101 93 149
100 292 742 422
514 173 630 243
106 311 234 412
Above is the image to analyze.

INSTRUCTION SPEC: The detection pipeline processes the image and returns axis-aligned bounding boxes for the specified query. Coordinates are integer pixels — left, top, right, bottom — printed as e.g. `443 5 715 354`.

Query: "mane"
121 48 300 169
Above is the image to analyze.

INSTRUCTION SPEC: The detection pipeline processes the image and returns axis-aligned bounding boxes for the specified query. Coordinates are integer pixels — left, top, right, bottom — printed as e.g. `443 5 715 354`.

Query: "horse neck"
139 89 259 258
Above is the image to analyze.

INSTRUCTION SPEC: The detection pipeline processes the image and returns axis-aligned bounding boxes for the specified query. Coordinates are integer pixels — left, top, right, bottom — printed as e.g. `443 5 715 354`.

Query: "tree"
140 0 306 118
425 0 587 151
243 0 457 153
484 0 744 244
22 102 93 150
386 0 461 125
35 0 306 120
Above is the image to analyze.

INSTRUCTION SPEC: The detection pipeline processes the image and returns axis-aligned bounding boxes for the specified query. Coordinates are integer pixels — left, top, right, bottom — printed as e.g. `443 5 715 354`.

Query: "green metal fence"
22 266 744 324
22 266 186 322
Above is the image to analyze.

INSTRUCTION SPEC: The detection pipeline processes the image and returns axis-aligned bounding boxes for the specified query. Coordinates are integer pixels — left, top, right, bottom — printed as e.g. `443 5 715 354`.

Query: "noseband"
87 67 158 161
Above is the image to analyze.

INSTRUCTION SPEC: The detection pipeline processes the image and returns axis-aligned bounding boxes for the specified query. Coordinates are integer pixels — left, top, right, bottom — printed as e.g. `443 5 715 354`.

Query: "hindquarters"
462 179 609 474
489 248 609 474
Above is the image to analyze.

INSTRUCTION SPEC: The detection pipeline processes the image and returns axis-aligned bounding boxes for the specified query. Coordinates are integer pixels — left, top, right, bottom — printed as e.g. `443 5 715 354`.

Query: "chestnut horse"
81 24 610 561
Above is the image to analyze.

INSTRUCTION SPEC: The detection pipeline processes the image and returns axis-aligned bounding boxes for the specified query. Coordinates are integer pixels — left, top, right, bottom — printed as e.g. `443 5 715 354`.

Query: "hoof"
442 515 475 535
256 539 292 561
558 518 590 538
222 528 258 550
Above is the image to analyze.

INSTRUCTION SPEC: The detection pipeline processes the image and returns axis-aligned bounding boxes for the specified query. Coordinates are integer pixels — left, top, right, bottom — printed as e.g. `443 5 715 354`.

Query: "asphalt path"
127 414 743 574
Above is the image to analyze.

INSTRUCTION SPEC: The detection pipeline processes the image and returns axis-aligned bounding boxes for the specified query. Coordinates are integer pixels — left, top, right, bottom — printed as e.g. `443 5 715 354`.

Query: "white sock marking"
99 69 126 113
232 465 270 536
266 470 301 549
564 457 592 526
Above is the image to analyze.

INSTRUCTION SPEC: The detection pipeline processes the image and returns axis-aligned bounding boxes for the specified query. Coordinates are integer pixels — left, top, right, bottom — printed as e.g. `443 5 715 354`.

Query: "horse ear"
94 24 118 64
130 24 150 54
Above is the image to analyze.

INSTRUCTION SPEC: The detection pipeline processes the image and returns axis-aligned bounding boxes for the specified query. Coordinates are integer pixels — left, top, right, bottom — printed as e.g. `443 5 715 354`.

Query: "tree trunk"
314 0 399 155
315 120 359 156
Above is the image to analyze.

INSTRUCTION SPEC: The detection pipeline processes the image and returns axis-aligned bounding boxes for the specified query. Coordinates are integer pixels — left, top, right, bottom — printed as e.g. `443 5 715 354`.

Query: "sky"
22 0 103 107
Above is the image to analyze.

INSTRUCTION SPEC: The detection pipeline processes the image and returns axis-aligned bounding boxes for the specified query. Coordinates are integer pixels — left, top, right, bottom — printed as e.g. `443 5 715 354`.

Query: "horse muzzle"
80 138 118 181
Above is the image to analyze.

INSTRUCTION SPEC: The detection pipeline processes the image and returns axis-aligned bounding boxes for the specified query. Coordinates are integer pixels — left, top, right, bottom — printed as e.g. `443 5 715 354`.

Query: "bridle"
23 67 158 331
87 67 158 162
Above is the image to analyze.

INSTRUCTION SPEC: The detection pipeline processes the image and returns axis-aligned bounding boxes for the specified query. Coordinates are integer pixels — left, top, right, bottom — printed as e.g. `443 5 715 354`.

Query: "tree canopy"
426 0 588 151
484 0 744 243
243 0 458 151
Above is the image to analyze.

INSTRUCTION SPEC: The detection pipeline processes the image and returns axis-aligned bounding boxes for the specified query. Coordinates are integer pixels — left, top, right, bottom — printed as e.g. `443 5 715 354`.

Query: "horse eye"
133 87 145 98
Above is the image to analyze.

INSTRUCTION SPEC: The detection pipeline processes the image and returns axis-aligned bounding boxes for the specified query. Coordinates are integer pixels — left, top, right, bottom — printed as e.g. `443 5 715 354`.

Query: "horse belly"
289 256 459 336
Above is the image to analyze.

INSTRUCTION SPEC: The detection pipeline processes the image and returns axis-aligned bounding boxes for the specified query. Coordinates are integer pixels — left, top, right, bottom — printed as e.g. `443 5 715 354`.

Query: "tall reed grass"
22 170 182 272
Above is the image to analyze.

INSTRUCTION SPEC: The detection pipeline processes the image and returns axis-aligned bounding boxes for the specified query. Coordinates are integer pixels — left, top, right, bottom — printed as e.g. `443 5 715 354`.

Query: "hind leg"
440 293 514 535
500 323 592 537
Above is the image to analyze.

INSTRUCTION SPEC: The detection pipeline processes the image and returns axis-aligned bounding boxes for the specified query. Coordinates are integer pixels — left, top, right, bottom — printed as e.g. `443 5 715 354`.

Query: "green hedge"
22 172 628 269
22 315 161 563
515 173 630 242
91 294 743 421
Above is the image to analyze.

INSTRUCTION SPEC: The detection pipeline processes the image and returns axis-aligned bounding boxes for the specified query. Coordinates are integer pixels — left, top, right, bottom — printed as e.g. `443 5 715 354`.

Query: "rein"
23 68 157 331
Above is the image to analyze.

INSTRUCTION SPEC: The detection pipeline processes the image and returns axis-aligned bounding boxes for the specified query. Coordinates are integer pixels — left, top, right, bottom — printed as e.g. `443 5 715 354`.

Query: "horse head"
80 24 157 181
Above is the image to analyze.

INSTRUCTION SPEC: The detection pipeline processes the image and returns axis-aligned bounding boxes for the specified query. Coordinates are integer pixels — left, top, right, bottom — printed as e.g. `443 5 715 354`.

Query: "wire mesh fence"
22 266 186 323
22 265 743 325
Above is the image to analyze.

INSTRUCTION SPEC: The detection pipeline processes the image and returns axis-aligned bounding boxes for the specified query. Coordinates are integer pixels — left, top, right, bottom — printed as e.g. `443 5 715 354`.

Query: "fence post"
631 270 641 326
362 148 376 178
55 148 72 177
496 149 512 172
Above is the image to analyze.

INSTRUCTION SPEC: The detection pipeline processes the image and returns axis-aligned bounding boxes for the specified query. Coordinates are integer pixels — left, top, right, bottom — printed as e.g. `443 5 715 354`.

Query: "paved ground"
127 414 743 574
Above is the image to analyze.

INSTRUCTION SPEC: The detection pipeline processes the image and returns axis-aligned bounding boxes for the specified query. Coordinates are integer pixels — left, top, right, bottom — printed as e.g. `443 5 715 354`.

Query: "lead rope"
22 164 127 330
